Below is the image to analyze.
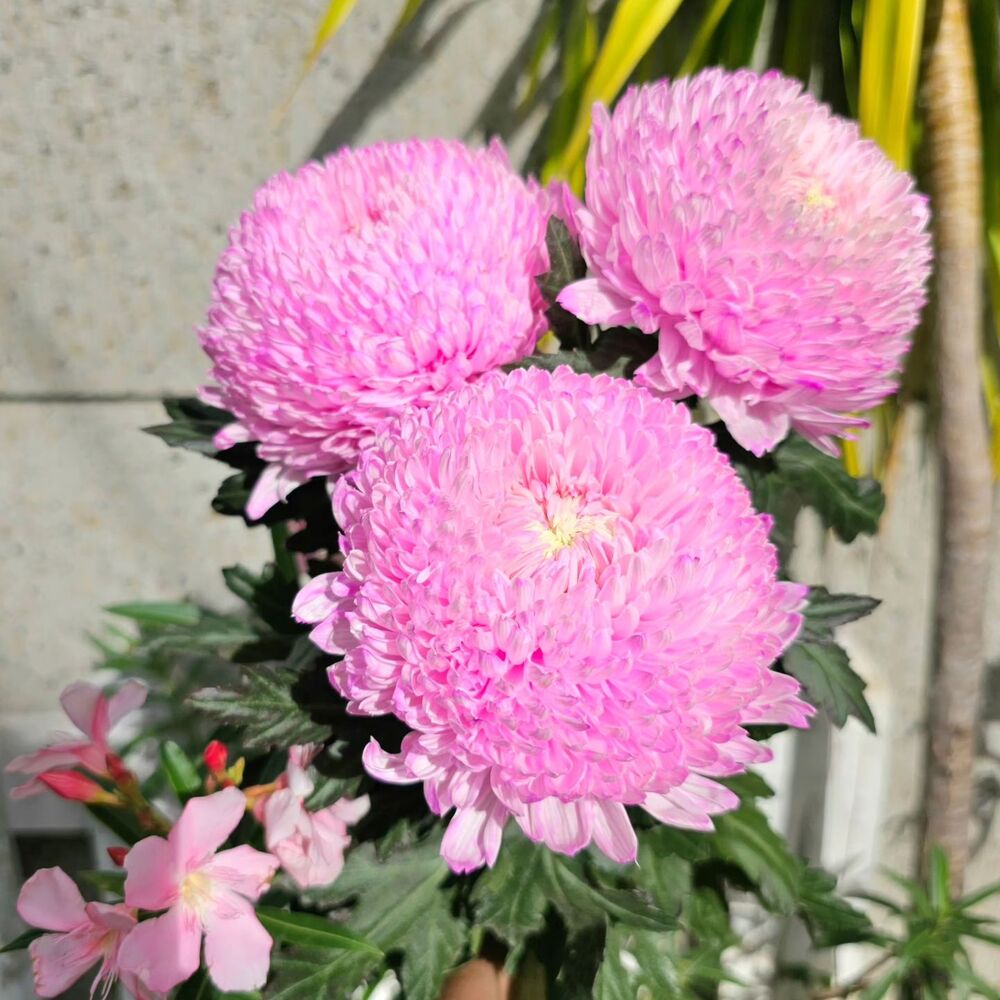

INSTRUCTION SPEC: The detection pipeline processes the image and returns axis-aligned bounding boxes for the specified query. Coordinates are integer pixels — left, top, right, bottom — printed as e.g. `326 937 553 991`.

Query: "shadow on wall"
307 0 556 166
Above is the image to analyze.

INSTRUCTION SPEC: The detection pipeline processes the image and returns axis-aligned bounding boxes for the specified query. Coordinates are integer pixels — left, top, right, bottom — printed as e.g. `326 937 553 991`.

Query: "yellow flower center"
803 182 836 212
533 497 614 558
180 870 213 915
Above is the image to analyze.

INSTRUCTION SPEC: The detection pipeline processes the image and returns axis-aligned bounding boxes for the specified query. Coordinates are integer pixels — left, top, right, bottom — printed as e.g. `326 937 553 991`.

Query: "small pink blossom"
295 367 812 873
36 770 120 805
6 680 146 799
559 69 932 455
118 787 278 994
16 866 160 999
255 745 369 889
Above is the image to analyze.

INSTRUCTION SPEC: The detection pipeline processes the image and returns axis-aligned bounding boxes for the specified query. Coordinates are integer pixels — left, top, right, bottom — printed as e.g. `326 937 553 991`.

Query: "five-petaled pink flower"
5 680 147 799
118 787 278 993
559 68 932 456
255 745 370 889
295 367 813 873
16 866 161 999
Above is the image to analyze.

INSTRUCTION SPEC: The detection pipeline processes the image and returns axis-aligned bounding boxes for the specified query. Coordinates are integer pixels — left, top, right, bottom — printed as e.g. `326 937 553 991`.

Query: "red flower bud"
203 740 228 774
107 846 128 867
37 771 118 805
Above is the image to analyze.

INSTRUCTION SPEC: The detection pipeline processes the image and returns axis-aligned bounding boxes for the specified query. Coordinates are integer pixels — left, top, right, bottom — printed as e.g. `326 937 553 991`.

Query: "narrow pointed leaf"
255 906 381 954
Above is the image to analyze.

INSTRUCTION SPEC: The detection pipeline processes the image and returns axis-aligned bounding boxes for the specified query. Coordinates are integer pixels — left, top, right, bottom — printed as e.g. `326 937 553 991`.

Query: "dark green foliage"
143 397 235 456
773 435 885 542
801 586 882 639
471 831 550 945
536 210 588 348
781 587 882 732
190 645 340 750
784 639 877 731
0 928 44 954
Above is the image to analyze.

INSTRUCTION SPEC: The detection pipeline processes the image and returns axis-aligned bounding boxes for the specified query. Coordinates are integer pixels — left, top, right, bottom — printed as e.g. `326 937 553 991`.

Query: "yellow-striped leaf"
305 0 361 75
545 0 684 181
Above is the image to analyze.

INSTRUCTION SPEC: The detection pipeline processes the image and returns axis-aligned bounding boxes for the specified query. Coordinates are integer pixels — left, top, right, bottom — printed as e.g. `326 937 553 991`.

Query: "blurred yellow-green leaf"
545 0 684 184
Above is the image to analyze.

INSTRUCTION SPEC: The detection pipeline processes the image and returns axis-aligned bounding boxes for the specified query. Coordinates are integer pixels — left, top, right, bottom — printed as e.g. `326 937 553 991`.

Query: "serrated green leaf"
398 892 466 1000
268 948 376 1000
540 851 676 932
143 397 234 456
774 435 885 541
538 216 586 305
0 928 44 954
594 926 677 1000
190 654 335 749
255 906 381 954
161 740 202 800
783 639 877 731
471 832 549 945
104 601 202 628
797 866 874 946
213 471 257 518
803 587 882 639
711 803 802 914
306 836 449 947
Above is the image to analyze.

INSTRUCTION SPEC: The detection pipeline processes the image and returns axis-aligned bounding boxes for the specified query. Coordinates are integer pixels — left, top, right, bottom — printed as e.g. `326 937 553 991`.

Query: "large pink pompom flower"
294 367 812 873
200 139 557 518
558 69 932 456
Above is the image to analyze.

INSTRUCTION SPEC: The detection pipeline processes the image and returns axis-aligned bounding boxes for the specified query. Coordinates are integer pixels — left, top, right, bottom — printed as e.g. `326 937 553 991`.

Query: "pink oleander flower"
200 138 560 519
294 367 813 873
119 787 278 994
6 680 147 799
254 745 370 889
16 867 161 999
558 68 932 456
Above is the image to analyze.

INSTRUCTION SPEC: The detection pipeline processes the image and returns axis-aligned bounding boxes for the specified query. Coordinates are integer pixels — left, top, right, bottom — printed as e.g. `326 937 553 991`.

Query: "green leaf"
222 563 303 635
86 803 148 846
398 892 466 1000
797 866 875 946
104 601 202 628
540 851 676 932
774 435 885 541
78 869 127 895
316 837 450 948
538 216 586 305
784 638 877 732
161 740 203 800
594 926 676 1000
255 906 381 955
190 645 336 749
0 928 44 954
267 948 377 1000
213 471 257 518
174 969 219 1000
711 803 802 914
143 397 233 456
802 587 882 640
471 832 549 945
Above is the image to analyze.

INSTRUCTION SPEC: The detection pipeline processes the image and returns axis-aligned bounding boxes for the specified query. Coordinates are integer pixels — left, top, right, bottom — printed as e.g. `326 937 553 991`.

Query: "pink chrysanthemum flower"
294 367 812 873
558 69 932 456
200 139 558 518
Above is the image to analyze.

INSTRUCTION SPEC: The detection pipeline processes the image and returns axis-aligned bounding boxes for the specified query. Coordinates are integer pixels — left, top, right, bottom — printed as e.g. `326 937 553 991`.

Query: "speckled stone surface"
0 0 543 394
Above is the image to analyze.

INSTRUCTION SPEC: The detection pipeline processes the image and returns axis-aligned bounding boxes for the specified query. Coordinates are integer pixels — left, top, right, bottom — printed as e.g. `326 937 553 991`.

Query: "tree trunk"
918 0 993 892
